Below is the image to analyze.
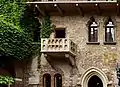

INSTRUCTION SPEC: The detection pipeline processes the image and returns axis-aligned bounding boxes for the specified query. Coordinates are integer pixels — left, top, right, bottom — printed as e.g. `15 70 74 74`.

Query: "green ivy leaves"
41 16 52 38
0 0 52 60
0 0 40 59
0 75 14 85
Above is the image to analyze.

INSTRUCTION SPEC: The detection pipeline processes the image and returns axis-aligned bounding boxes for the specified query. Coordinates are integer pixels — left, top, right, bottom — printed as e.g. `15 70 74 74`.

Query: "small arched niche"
43 74 51 87
54 74 62 87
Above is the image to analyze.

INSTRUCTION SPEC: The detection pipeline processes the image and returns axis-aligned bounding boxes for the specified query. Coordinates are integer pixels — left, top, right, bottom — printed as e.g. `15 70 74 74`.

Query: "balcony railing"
41 38 77 55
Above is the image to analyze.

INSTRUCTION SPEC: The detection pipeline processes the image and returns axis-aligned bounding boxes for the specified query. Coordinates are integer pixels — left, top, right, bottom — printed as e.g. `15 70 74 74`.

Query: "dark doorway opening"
55 29 65 38
43 74 51 87
54 74 62 87
0 55 15 77
33 18 41 42
0 84 7 87
88 75 103 87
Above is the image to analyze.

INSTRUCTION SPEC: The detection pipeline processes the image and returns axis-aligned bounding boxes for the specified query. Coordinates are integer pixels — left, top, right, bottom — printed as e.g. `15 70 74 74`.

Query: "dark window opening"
0 55 15 77
87 0 96 1
33 18 41 42
0 84 7 87
33 29 40 42
34 5 40 17
54 74 62 87
88 75 103 87
105 18 114 42
43 74 51 87
55 29 65 38
48 0 53 1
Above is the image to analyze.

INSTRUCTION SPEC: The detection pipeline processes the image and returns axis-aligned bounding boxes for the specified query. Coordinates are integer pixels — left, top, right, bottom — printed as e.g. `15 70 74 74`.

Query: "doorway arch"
81 67 108 87
88 75 103 87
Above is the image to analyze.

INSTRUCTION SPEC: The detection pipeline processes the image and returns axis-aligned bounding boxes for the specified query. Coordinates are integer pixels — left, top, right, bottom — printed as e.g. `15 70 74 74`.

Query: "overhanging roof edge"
26 1 117 4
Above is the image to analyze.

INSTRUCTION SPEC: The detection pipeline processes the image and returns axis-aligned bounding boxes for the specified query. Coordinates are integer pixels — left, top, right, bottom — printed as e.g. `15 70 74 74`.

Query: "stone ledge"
103 42 117 45
86 42 100 45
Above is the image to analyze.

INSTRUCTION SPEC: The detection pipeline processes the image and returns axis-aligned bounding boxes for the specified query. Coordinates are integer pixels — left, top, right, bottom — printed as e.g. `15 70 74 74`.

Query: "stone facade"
26 15 120 87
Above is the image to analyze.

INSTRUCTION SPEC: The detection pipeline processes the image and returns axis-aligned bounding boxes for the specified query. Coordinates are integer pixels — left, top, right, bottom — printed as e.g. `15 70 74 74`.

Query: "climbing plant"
0 75 14 85
0 0 41 59
40 15 53 38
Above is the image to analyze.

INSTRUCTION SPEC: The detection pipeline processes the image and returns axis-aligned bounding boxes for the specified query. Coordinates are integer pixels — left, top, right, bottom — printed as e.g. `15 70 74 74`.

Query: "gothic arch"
87 17 97 27
80 67 108 87
103 16 116 27
86 17 98 42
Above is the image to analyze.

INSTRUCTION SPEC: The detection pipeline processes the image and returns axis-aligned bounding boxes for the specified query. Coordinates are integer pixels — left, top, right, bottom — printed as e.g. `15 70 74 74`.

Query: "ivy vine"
0 0 41 60
40 15 53 38
0 75 14 85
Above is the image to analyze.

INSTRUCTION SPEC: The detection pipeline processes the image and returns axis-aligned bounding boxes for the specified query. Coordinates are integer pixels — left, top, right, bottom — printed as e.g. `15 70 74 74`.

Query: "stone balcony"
41 38 77 57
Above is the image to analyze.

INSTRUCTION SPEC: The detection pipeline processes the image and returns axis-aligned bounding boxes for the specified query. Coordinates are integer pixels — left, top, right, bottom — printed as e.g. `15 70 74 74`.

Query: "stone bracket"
65 54 76 67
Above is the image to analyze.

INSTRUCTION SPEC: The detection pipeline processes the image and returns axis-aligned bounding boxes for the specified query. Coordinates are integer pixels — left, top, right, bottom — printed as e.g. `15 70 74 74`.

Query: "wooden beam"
54 4 64 16
35 4 45 16
26 1 117 4
95 4 101 15
76 4 84 16
117 3 120 15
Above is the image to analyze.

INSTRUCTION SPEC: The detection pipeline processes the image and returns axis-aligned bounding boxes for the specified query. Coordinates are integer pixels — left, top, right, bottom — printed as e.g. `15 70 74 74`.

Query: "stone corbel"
44 54 48 58
65 54 76 67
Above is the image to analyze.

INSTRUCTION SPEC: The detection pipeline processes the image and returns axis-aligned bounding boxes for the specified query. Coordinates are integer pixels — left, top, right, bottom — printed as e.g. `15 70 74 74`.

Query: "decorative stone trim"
80 67 109 87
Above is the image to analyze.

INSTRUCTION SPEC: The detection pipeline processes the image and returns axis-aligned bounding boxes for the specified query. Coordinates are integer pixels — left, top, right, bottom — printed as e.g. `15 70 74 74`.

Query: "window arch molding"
87 17 99 42
104 17 116 43
103 17 116 28
80 67 109 87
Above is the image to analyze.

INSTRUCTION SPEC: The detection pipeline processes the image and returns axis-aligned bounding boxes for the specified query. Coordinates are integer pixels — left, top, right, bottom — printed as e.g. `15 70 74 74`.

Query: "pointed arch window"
43 74 51 87
105 18 114 42
88 20 98 42
54 74 62 87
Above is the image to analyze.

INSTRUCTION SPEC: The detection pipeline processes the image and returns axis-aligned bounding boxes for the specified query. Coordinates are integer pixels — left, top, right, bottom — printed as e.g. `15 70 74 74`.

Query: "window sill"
103 42 117 45
86 42 100 45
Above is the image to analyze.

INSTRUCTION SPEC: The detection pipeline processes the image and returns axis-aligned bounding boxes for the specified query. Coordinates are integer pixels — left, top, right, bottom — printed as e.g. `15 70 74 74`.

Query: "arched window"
88 17 98 42
105 18 114 42
43 74 51 87
54 74 62 87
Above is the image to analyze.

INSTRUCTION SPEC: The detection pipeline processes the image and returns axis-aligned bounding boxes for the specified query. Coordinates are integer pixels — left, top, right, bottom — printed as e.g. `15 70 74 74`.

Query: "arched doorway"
81 67 108 87
88 75 103 87
54 74 62 87
43 74 51 87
